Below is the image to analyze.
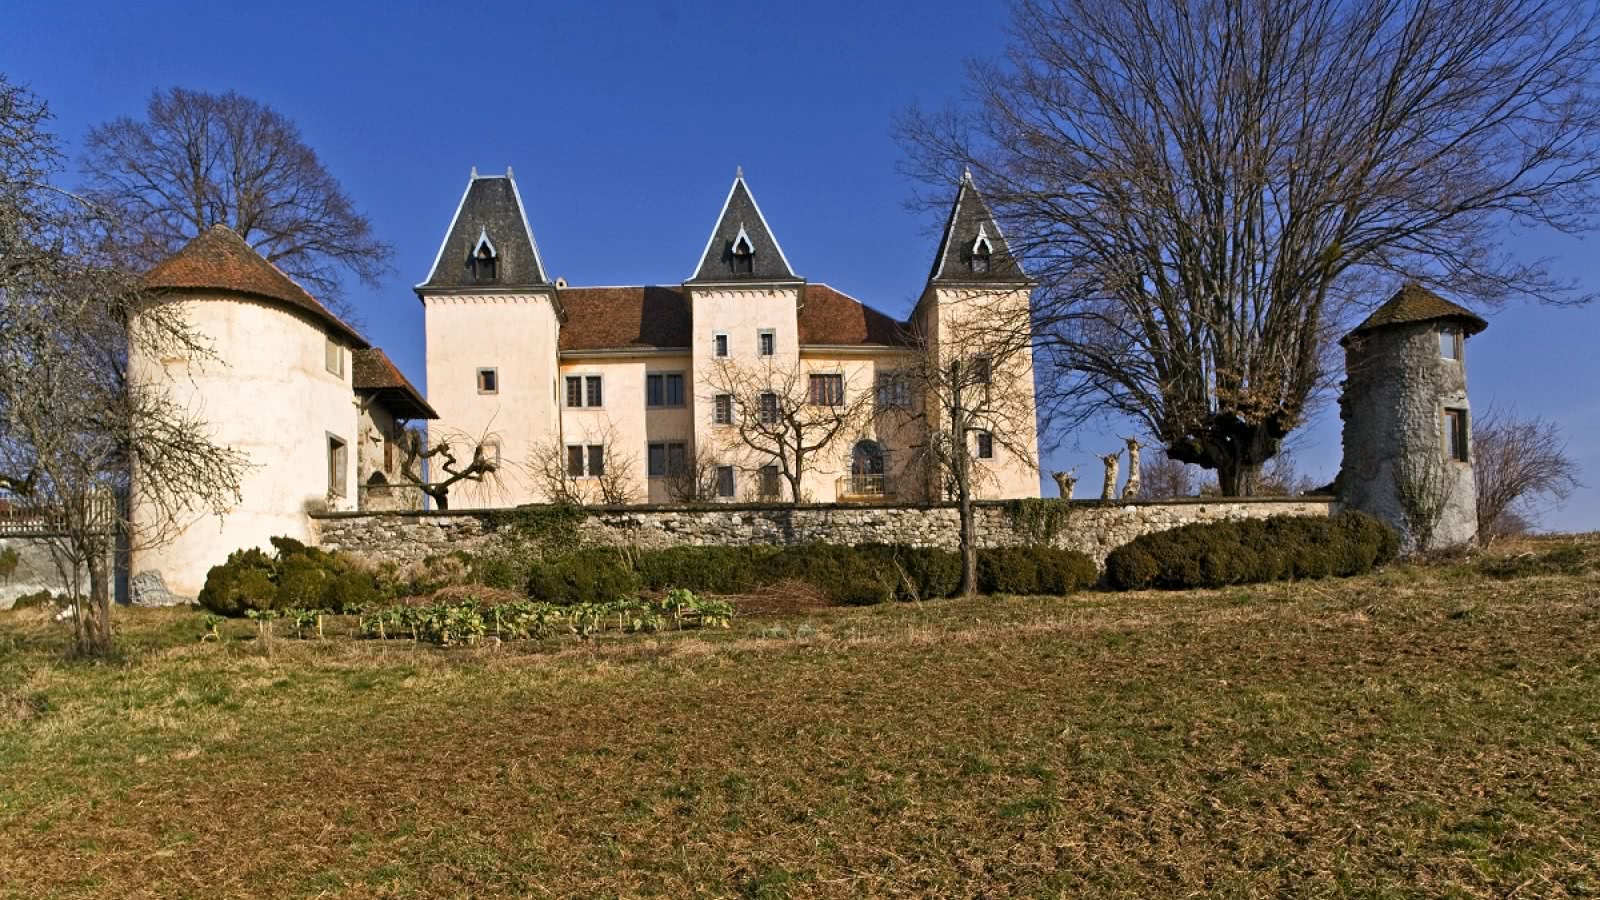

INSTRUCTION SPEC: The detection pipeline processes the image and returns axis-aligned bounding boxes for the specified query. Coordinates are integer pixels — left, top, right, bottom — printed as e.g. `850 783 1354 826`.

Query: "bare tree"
396 427 502 511
81 88 392 320
1473 404 1582 542
661 443 723 503
529 419 641 506
1139 450 1199 500
901 0 1600 495
703 359 873 503
894 291 1038 596
2 77 244 654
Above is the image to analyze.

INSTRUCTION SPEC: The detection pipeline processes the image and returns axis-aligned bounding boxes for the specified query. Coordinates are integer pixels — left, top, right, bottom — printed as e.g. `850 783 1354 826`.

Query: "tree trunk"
81 552 113 656
1217 461 1264 498
958 482 977 597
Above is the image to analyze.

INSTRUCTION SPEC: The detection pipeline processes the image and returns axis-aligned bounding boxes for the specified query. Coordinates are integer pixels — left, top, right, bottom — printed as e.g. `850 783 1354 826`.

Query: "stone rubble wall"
312 498 1337 570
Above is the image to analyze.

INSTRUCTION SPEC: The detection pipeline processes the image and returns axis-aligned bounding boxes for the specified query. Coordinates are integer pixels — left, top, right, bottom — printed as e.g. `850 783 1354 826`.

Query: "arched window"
852 439 885 476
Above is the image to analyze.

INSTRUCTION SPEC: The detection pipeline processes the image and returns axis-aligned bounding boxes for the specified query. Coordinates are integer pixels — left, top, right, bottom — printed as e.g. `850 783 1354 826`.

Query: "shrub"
635 545 772 594
1104 512 1398 591
322 570 380 612
199 538 383 616
8 590 60 610
276 554 332 607
527 549 642 604
978 546 1098 595
198 548 280 616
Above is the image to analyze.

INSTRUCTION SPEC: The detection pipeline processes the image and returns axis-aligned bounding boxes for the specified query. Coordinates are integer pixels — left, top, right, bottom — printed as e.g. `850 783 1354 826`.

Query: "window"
731 230 755 275
716 465 736 499
809 373 844 406
759 391 779 425
970 225 994 273
1440 327 1462 361
473 245 497 282
758 329 776 357
975 430 994 460
477 367 498 394
714 332 730 358
972 355 993 385
564 375 603 407
567 444 607 477
327 434 348 497
714 393 733 425
647 441 688 477
876 371 910 408
383 435 395 471
1444 408 1470 462
479 440 501 470
759 464 781 499
646 372 685 408
325 336 343 377
970 252 991 274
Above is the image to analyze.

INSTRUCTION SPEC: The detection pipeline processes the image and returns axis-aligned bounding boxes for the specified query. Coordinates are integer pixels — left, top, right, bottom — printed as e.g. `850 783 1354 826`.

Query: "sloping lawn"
1 538 1597 898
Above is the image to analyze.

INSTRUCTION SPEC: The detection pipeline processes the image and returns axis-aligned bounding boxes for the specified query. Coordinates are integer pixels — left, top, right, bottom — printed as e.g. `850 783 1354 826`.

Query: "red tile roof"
558 286 692 351
798 284 914 347
1346 283 1488 342
556 283 913 352
353 348 438 419
142 225 367 347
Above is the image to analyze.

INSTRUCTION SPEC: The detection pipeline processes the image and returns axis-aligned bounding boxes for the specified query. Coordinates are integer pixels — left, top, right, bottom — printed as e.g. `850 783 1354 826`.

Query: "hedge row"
199 539 1100 615
1104 511 1398 590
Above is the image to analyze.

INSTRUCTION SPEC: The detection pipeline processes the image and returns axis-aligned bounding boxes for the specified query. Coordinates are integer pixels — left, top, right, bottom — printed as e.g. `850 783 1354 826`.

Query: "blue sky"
4 0 1596 530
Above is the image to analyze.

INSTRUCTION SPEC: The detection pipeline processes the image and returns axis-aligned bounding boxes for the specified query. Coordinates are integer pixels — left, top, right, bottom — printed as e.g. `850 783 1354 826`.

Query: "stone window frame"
713 393 734 426
564 373 605 409
645 371 686 408
646 441 688 478
715 464 737 499
324 335 344 378
1439 326 1463 361
974 429 995 460
566 443 606 479
757 328 777 357
327 432 348 498
476 367 498 395
713 332 730 358
808 372 845 407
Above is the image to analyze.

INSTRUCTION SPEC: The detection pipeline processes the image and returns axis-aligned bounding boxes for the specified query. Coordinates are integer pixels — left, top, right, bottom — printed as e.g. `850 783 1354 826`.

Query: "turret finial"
470 165 478 179
736 165 744 179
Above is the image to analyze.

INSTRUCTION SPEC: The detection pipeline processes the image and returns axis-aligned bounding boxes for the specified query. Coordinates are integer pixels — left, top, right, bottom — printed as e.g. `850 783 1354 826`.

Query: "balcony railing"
837 474 895 501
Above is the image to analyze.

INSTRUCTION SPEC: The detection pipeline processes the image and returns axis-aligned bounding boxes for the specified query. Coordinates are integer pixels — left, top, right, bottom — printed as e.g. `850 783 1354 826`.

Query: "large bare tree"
703 359 874 503
81 87 391 320
2 77 244 654
901 0 1600 494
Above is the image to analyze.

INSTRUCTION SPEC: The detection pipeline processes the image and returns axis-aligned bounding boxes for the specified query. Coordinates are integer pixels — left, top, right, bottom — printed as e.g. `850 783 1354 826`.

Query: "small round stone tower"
1338 284 1487 552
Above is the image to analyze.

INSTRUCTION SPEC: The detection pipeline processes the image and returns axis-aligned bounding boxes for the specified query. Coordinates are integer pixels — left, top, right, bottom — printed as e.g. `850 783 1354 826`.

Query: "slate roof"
418 170 549 290
927 171 1029 285
559 287 693 352
556 283 912 352
798 284 914 347
688 172 799 282
1345 283 1488 343
353 348 438 420
143 225 367 346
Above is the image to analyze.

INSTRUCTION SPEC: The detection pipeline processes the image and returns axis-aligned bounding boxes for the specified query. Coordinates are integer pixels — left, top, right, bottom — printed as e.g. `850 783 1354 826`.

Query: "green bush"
1104 512 1398 591
8 590 60 610
978 546 1098 595
526 549 642 604
635 545 772 594
199 538 383 616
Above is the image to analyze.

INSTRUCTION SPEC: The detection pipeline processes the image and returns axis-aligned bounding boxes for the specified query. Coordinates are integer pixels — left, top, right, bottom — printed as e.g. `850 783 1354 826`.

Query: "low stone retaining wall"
312 497 1337 569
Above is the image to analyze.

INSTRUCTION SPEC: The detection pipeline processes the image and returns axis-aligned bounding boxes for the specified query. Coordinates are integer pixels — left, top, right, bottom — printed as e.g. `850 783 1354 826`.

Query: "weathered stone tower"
1338 284 1486 551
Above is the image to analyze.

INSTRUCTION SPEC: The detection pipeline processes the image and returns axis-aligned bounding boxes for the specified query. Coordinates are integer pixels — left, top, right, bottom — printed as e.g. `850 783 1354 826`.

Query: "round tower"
1337 284 1487 552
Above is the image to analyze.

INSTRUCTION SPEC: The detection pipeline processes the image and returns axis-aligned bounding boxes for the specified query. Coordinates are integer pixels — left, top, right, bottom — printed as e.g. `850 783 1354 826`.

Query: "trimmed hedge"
978 546 1099 595
1104 511 1398 591
525 548 643 605
199 537 385 616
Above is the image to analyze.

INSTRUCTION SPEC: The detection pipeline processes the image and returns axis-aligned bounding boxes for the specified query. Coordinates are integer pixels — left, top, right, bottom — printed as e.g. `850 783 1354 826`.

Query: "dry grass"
1 536 1597 898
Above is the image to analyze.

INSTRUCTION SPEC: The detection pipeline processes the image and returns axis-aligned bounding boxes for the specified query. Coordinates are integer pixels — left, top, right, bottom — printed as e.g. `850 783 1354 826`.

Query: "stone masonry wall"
312 498 1336 570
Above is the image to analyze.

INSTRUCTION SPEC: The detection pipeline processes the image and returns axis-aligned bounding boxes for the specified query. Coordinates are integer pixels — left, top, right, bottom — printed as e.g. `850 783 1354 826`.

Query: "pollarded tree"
1472 404 1582 542
703 358 874 503
81 87 392 321
900 0 1600 494
1 77 244 654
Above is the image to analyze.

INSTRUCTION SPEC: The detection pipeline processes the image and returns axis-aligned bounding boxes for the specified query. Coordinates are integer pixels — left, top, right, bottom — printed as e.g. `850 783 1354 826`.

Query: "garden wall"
311 497 1337 569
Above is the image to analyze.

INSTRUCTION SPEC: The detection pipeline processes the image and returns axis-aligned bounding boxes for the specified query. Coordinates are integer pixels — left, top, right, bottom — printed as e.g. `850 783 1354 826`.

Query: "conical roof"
927 171 1029 285
143 224 367 346
1344 283 1488 344
418 168 549 290
688 170 798 282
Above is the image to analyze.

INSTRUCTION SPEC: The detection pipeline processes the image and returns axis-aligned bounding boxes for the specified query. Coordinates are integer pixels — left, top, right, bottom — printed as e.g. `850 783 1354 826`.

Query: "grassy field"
1 537 1597 899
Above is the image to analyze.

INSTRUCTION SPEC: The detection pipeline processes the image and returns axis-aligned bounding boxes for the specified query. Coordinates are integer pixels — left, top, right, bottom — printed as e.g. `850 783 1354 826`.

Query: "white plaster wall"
423 292 561 507
128 294 360 598
795 350 927 502
558 354 695 504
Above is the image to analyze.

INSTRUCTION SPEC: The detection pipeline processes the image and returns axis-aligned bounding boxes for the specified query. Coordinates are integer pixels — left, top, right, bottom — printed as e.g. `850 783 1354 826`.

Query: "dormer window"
969 225 994 273
731 225 755 275
471 227 497 283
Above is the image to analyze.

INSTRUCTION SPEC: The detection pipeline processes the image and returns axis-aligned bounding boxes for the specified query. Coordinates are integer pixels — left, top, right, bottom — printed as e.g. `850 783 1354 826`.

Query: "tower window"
758 329 776 357
970 225 995 273
1444 408 1470 462
759 391 779 424
471 227 497 283
713 393 733 425
477 367 498 394
731 226 755 275
1440 326 1462 360
327 434 348 497
975 430 994 460
713 332 730 358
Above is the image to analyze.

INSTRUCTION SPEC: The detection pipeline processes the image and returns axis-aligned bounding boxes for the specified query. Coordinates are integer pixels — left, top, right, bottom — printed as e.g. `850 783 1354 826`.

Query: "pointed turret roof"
418 168 549 291
1343 283 1488 345
143 225 367 346
927 170 1029 285
688 169 798 283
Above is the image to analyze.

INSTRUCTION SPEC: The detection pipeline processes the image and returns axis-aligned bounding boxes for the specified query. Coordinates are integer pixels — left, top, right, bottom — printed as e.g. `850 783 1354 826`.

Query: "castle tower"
416 167 558 506
912 171 1041 499
1338 284 1487 551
